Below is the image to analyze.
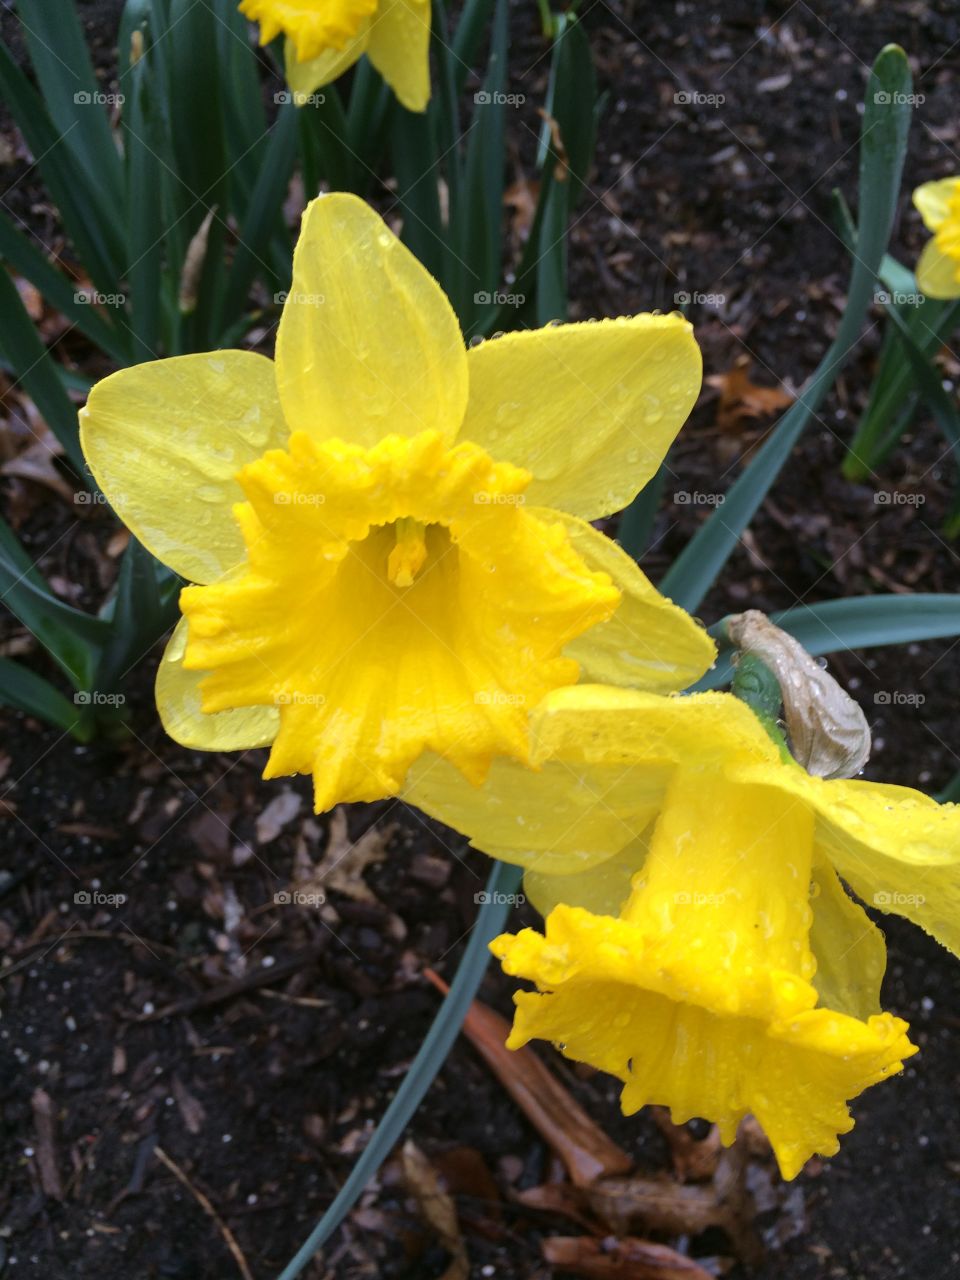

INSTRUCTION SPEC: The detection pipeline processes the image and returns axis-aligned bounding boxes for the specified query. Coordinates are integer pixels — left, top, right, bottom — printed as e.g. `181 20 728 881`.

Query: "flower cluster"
81 190 960 1183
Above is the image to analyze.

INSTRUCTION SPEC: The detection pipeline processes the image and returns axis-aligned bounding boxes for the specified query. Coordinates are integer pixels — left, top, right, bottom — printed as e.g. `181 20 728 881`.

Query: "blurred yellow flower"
240 0 431 113
913 177 960 298
404 684 960 1175
80 196 710 813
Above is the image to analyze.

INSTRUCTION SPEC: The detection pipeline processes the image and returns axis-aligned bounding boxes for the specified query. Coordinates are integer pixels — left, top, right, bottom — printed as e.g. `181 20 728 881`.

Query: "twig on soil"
30 1088 63 1200
153 1145 255 1280
134 945 325 1021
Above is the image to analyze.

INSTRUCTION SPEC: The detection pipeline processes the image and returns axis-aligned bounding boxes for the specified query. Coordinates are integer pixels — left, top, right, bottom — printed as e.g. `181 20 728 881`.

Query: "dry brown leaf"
650 1108 722 1181
706 356 794 431
401 1140 469 1280
424 970 632 1187
171 1075 206 1135
541 1235 715 1279
302 808 395 903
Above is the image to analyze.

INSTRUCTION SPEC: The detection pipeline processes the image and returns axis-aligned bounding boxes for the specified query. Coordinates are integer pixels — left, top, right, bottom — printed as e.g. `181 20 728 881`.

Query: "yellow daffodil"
403 685 960 1176
913 176 960 298
239 0 431 113
80 195 712 813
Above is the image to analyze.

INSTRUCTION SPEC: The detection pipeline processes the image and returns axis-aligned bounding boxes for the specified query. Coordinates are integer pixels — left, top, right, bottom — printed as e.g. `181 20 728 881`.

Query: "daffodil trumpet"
80 194 712 813
403 684 960 1178
913 176 960 299
239 0 432 113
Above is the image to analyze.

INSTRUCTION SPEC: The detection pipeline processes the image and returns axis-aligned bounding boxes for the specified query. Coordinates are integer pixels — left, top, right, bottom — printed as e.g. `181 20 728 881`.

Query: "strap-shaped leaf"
0 267 84 470
17 0 125 214
0 657 91 738
660 45 913 613
277 860 524 1280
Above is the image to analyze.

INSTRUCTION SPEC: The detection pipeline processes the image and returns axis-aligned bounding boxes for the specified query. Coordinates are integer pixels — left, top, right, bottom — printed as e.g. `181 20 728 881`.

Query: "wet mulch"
2 2 960 1278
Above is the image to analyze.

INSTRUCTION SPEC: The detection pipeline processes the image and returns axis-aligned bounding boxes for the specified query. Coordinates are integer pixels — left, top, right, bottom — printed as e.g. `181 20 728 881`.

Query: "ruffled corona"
239 0 432 113
913 176 960 299
180 430 619 810
80 196 711 812
238 0 375 57
494 904 914 1181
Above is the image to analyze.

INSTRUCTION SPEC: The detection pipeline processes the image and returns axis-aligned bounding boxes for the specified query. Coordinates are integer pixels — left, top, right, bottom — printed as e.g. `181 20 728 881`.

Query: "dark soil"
2 2 960 1279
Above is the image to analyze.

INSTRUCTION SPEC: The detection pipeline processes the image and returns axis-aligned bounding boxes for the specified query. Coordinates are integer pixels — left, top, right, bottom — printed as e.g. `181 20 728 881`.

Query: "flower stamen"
387 516 429 587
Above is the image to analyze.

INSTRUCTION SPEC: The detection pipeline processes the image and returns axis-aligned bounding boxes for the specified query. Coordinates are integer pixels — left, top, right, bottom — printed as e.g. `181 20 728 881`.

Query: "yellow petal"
404 750 664 875
366 0 430 112
241 0 375 60
534 508 715 692
802 773 960 956
459 314 701 519
180 429 619 811
523 830 650 918
495 904 915 1181
79 352 287 584
530 684 778 773
915 235 960 299
619 769 819 1014
275 194 468 448
156 617 279 751
284 32 369 102
808 855 886 1021
912 177 960 232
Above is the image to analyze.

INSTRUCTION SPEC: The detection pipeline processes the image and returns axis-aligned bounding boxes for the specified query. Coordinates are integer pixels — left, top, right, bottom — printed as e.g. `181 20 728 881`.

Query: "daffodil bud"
725 609 871 780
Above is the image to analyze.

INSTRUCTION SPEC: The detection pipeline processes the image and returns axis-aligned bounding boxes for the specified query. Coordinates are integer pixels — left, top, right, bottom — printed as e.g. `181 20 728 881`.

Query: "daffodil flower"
913 177 960 298
403 685 960 1176
239 0 431 113
80 195 712 813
